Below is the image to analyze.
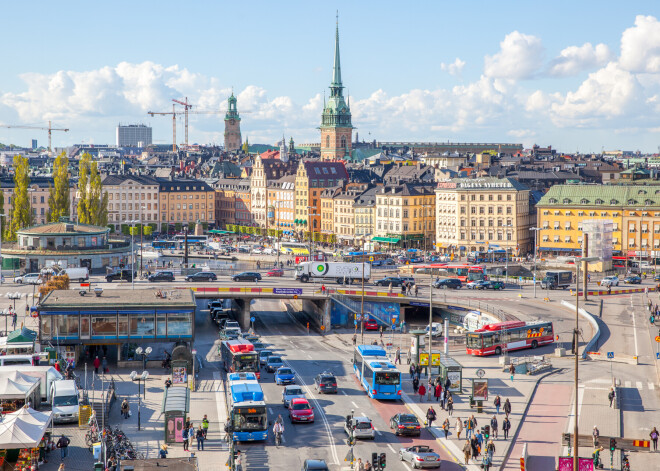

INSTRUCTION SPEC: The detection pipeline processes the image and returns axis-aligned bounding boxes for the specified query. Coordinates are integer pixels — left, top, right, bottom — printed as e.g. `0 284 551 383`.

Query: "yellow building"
159 179 216 232
536 185 660 259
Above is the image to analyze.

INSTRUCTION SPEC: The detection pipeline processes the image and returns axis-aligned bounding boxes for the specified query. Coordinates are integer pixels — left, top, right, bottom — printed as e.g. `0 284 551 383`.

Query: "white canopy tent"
0 407 52 448
0 372 40 400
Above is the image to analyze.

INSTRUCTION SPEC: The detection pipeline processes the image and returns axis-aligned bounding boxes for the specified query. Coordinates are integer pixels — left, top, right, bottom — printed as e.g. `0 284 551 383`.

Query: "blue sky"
1 1 660 152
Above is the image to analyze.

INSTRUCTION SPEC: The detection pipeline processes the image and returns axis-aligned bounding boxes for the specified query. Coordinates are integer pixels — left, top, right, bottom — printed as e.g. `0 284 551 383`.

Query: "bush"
39 274 70 297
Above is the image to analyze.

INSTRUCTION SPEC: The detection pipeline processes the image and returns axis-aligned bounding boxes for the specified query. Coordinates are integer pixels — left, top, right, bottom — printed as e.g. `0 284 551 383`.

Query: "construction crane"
172 97 193 148
0 120 69 153
148 105 179 152
148 105 227 150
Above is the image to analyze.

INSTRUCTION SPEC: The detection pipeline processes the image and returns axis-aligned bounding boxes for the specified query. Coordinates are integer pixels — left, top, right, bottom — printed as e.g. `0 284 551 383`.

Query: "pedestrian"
357 458 364 471
182 423 189 451
202 414 209 439
388 282 393 294
471 435 479 460
486 439 495 460
188 423 195 446
412 376 420 394
93 356 100 374
494 395 501 415
468 415 478 439
509 363 515 382
502 416 511 440
121 398 130 419
159 444 168 459
58 464 65 471
456 417 463 439
440 389 446 410
379 326 383 339
406 349 411 365
462 440 471 465
409 363 415 377
352 333 357 346
418 383 426 402
426 406 436 428
196 425 205 450
592 425 600 447
503 398 512 418
482 452 492 471
447 396 454 416
401 283 405 295
444 375 451 391
364 460 372 471
414 284 419 297
12 312 17 328
608 388 615 408
416 364 422 379
395 347 401 364
650 426 658 451
434 383 442 402
102 356 108 374
491 415 498 439
442 418 450 438
56 434 70 460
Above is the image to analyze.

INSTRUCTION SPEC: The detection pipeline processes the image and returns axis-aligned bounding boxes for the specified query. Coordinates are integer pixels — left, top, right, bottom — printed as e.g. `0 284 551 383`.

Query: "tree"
39 274 70 298
77 153 108 226
48 151 70 222
6 155 32 241
0 190 4 242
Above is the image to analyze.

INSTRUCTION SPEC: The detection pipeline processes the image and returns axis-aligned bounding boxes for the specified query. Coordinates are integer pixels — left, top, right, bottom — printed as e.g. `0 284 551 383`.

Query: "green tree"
48 151 70 222
77 154 91 224
6 155 32 240
77 153 108 226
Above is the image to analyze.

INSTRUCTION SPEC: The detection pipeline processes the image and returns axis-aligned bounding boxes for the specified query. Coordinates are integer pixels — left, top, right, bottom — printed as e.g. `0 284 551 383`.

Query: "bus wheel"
495 347 502 355
531 340 538 349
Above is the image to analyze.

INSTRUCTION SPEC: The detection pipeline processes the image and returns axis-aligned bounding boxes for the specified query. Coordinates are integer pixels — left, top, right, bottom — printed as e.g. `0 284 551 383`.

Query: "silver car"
281 385 306 408
344 416 375 440
399 446 441 469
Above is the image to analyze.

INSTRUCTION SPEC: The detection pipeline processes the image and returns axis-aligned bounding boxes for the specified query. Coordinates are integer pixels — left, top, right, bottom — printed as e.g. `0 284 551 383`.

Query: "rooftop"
19 222 109 235
39 288 196 310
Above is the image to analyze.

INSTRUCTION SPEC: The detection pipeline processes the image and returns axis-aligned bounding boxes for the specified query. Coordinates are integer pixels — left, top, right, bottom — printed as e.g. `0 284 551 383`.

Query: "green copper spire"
332 13 342 88
321 14 352 129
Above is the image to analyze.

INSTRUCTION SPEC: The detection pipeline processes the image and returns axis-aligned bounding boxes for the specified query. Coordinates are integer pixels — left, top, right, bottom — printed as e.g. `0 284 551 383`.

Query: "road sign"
392 324 396 330
657 352 660 360
369 256 374 262
273 288 303 295
519 277 523 283
607 352 614 359
655 336 660 343
250 316 255 323
320 325 325 330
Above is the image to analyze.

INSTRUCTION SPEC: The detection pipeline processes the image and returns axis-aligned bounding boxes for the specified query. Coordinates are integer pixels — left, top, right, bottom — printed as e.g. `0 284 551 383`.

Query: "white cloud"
619 15 660 73
484 31 544 80
547 43 613 76
440 58 466 77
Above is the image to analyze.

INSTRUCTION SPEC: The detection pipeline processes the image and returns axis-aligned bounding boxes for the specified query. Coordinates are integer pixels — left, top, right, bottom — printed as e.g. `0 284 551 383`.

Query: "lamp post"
125 219 139 290
129 370 149 431
529 227 542 297
0 213 5 285
139 204 146 277
135 346 152 372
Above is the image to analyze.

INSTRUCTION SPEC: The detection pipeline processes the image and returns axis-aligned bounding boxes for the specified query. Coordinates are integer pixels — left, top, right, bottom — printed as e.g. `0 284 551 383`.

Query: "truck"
540 270 573 289
295 262 371 284
58 267 89 282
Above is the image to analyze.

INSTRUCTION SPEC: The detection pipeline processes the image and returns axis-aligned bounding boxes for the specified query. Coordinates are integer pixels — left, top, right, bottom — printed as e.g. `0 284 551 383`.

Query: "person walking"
650 426 658 451
490 415 498 439
121 399 130 419
56 434 70 460
426 406 436 428
356 458 364 471
352 333 357 346
470 435 479 461
482 452 492 471
503 398 512 418
196 425 205 451
93 356 100 374
462 440 471 465
486 439 496 460
467 415 477 440
182 424 189 451
414 284 419 297
102 356 108 374
418 383 426 402
502 417 511 440
442 418 450 439
159 444 168 459
608 388 615 408
412 376 420 394
447 395 454 416
11 311 17 328
434 383 442 402
592 426 600 447
509 363 515 382
440 389 446 410
494 395 501 415
409 363 416 378
202 415 209 439
455 417 463 439
395 347 401 365
379 326 383 339
406 348 411 365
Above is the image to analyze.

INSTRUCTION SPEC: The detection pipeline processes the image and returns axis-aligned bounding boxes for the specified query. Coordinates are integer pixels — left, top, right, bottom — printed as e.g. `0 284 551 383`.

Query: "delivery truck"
540 270 573 289
295 261 371 284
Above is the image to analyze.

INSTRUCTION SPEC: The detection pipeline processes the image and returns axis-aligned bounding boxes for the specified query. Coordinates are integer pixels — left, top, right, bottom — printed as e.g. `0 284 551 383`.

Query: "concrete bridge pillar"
233 298 252 331
301 298 332 333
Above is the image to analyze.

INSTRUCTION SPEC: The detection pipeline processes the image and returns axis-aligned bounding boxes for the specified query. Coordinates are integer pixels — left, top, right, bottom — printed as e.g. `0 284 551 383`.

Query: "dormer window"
549 198 557 204
580 198 588 204
610 199 618 204
595 199 603 204
563 198 571 204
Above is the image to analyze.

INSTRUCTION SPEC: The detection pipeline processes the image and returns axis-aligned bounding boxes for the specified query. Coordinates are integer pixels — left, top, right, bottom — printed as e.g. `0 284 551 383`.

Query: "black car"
185 272 217 282
374 277 405 287
623 275 642 284
105 269 135 282
483 280 505 290
301 460 330 471
433 278 462 289
314 372 338 394
232 272 262 282
148 271 175 282
390 413 421 436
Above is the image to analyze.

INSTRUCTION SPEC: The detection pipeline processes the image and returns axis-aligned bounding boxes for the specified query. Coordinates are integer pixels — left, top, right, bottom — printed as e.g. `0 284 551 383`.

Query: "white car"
263 248 276 255
14 273 42 284
601 276 619 287
344 416 375 440
251 248 263 254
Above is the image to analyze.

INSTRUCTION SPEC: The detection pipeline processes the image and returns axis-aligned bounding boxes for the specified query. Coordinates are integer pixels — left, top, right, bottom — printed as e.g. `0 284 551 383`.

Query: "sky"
1 1 660 153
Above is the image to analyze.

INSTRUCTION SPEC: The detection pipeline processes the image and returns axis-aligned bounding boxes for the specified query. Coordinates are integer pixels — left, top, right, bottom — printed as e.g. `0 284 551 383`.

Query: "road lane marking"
268 407 273 414
631 298 639 358
307 354 312 359
649 383 655 390
625 381 632 388
387 444 396 452
636 381 643 389
351 401 358 408
342 391 348 396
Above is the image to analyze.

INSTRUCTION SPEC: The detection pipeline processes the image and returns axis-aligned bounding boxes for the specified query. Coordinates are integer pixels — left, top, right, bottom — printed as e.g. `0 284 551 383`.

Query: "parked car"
267 268 284 277
289 398 314 423
14 273 42 284
601 276 619 287
483 280 505 290
398 446 442 469
364 318 379 330
148 271 175 282
433 278 462 289
390 413 422 436
282 385 306 408
313 372 337 394
232 272 262 282
263 248 276 255
185 272 217 282
275 367 296 385
105 269 135 282
623 275 642 284
344 416 375 440
466 280 488 290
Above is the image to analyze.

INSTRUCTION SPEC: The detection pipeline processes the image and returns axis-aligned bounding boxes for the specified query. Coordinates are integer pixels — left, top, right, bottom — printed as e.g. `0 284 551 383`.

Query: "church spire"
332 11 342 88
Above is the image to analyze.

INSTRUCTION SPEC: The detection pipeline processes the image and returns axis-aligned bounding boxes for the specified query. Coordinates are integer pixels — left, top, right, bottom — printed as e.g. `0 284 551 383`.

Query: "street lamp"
124 219 139 290
129 370 149 431
529 227 542 297
134 346 152 371
0 213 6 285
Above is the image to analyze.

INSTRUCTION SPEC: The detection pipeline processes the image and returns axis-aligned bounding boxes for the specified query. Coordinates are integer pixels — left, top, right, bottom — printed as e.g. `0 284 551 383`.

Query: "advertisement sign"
273 288 303 295
419 353 429 366
472 378 488 400
447 371 461 392
557 457 594 471
431 353 441 366
172 366 187 384
166 412 185 443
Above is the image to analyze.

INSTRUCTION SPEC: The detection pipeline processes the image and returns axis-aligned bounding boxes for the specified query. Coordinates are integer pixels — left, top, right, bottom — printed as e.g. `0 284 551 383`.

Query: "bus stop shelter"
161 386 190 444
431 356 463 394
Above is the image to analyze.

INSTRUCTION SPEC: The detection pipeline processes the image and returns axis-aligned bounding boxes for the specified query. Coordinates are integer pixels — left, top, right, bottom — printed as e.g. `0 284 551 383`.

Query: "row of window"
459 193 513 202
377 208 435 218
376 198 435 206
461 206 513 215
459 232 513 241
109 203 158 211
459 219 513 227
162 212 213 221
108 193 156 200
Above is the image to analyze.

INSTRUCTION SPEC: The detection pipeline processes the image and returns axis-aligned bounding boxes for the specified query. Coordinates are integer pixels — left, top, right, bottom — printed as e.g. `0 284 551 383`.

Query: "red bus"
612 256 632 269
406 264 487 282
466 321 554 356
220 339 260 378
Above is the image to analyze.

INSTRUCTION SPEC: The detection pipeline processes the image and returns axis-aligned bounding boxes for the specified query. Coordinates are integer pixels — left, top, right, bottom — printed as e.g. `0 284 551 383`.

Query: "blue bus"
353 345 402 400
228 380 268 442
152 240 177 250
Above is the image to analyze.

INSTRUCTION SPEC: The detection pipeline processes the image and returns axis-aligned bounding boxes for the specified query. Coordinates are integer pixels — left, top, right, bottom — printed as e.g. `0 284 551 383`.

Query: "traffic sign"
607 352 614 359
657 352 660 360
369 256 374 262
392 324 396 330
355 314 362 321
655 336 660 343
250 316 255 323
320 325 325 331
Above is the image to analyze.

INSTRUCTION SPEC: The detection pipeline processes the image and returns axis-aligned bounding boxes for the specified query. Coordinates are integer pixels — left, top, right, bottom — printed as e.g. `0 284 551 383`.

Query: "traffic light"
372 452 378 468
379 453 386 469
483 425 490 439
609 438 616 451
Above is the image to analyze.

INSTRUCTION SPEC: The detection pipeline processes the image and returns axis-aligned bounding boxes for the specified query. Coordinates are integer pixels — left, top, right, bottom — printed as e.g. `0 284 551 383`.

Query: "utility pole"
361 257 365 344
428 270 433 376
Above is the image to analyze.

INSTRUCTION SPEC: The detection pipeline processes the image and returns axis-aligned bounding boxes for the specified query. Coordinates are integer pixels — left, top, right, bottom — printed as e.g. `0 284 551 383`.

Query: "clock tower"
224 93 242 152
320 19 353 161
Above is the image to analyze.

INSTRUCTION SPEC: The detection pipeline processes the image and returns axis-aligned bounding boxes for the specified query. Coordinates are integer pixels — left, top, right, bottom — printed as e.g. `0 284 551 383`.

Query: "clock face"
230 119 235 125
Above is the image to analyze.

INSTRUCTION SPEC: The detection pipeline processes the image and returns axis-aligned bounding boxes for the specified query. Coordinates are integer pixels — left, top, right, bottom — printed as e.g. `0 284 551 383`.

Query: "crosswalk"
582 379 657 391
623 380 656 390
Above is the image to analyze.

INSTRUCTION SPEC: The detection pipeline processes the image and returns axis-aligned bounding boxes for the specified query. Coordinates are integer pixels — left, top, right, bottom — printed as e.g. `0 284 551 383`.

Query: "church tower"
320 17 353 161
224 93 242 152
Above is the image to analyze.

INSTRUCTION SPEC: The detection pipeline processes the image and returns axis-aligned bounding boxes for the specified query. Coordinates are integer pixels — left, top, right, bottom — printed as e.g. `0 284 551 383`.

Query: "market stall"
0 407 53 470
0 328 38 355
0 371 41 412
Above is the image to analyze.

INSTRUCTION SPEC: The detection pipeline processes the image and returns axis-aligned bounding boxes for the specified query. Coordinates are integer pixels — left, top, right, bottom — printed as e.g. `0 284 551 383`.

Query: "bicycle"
275 431 282 446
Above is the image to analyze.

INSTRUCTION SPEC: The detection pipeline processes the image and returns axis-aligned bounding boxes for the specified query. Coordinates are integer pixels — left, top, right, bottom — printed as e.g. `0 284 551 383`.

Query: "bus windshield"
466 334 483 349
375 372 400 385
232 407 267 431
234 355 258 372
467 270 485 281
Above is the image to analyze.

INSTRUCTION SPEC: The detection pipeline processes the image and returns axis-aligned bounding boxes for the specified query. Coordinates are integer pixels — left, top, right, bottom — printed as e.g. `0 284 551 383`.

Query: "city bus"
275 241 310 255
174 234 208 246
228 380 268 442
612 256 633 269
227 372 258 385
152 240 177 250
353 345 402 399
466 321 554 356
344 252 388 263
220 339 260 379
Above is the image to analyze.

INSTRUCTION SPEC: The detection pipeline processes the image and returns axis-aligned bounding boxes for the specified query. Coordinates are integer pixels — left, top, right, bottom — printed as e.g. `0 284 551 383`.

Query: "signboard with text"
273 288 303 295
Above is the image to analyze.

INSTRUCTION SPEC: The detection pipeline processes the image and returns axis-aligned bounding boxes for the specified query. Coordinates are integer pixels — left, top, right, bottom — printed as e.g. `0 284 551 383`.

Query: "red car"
267 268 284 277
289 398 315 423
364 319 378 330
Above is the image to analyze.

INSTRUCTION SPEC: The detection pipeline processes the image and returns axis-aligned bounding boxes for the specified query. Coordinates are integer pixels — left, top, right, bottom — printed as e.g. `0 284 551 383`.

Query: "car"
14 273 42 284
410 257 424 263
232 272 262 282
275 367 296 385
267 268 284 277
382 258 395 266
225 320 240 330
289 398 314 423
259 350 273 366
344 416 375 440
148 271 175 282
466 280 488 290
371 260 383 267
399 445 442 469
242 333 259 342
185 272 217 282
400 276 416 286
222 327 241 340
314 372 337 394
263 248 276 255
364 318 379 331
623 275 642 284
425 322 442 338
483 280 505 290
374 277 405 287
251 248 263 254
601 276 619 287
251 341 266 352
265 355 284 373
282 385 306 408
654 274 660 282
433 278 462 289
390 413 421 436
105 269 136 282
301 459 329 471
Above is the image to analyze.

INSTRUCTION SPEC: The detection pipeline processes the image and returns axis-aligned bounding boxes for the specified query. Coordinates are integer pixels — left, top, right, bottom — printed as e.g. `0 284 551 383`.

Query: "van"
51 380 80 423
462 311 486 332
60 267 89 282
0 355 36 366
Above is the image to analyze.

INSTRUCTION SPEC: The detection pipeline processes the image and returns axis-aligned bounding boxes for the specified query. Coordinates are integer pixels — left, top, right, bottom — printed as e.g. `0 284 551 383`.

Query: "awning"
0 407 53 448
372 237 400 244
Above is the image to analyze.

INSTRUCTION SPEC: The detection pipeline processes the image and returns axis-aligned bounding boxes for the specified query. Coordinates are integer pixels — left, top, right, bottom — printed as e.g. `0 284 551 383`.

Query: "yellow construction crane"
0 120 69 153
